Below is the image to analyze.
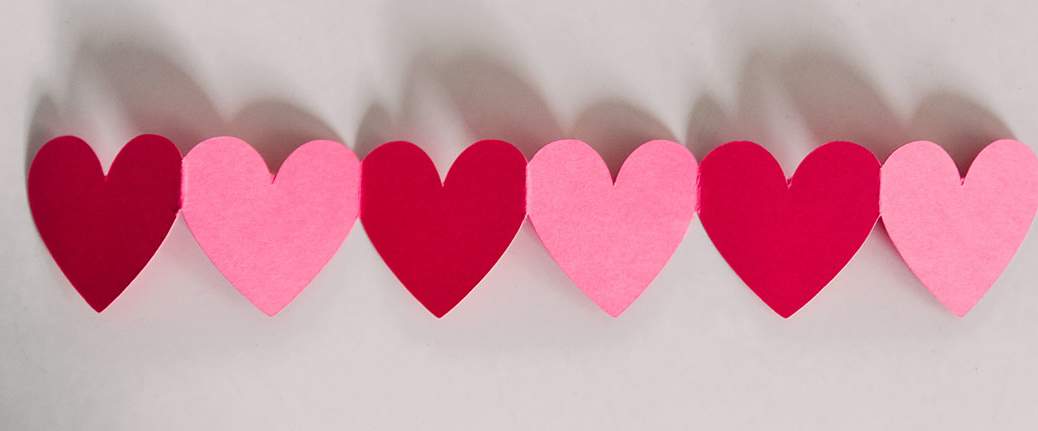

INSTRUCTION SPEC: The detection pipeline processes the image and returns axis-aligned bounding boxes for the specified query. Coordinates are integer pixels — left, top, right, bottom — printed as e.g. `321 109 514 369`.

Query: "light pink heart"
182 137 360 316
527 139 698 317
881 140 1038 316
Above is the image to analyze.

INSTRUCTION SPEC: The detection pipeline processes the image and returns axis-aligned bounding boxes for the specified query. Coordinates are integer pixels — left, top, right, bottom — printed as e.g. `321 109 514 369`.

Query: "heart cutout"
698 141 880 317
28 134 182 312
527 139 697 316
881 140 1038 316
182 137 360 316
361 140 527 317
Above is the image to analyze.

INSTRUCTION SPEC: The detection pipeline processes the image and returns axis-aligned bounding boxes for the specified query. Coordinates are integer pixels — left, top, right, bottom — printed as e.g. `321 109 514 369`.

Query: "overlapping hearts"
27 135 1038 318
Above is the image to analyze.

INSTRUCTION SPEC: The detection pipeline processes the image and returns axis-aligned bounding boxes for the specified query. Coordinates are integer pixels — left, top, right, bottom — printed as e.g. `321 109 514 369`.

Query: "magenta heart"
28 135 182 312
698 141 881 317
360 140 527 318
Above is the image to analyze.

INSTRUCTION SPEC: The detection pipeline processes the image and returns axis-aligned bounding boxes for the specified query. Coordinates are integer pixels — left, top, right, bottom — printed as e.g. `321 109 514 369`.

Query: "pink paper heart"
881 140 1038 316
527 139 698 316
182 137 360 316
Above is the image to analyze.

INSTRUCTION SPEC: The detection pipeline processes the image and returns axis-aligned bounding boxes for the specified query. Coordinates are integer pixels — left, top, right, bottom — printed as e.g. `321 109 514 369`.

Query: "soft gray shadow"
25 96 61 178
355 50 563 160
433 53 563 159
354 104 397 159
230 99 343 172
686 51 778 162
907 93 1012 175
777 48 1011 171
570 99 675 177
85 42 223 155
28 23 341 171
778 48 908 159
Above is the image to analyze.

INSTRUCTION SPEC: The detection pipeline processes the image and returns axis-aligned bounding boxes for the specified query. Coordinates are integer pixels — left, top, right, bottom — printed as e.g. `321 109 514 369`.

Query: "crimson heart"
698 141 880 318
361 140 527 317
27 135 182 312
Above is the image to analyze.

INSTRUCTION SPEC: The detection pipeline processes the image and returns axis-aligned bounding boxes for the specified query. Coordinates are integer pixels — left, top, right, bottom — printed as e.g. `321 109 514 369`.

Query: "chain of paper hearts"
27 135 1038 318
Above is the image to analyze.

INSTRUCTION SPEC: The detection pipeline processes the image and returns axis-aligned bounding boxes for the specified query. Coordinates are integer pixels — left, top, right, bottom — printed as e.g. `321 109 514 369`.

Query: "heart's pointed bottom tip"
774 307 799 319
590 296 634 317
938 298 977 318
421 297 462 318
601 305 626 318
256 305 285 317
85 297 115 313
428 306 452 319
950 306 973 318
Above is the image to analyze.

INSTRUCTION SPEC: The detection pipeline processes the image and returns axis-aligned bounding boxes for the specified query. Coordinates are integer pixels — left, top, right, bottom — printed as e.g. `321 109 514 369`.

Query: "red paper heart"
698 141 880 317
27 135 182 312
361 140 527 317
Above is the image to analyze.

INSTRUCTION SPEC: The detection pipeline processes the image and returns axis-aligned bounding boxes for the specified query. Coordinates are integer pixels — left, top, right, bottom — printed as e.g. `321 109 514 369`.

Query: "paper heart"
182 137 360 316
698 141 880 317
28 135 182 312
881 140 1038 316
361 140 527 317
527 139 697 316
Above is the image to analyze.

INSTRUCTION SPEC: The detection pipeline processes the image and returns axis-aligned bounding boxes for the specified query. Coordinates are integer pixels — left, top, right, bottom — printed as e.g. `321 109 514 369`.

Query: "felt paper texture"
881 140 1038 317
698 141 880 318
182 137 360 316
27 135 182 312
361 140 527 318
527 139 697 316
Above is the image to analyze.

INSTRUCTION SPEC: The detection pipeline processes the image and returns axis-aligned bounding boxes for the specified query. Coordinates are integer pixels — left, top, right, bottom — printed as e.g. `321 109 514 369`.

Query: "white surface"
2 0 1038 429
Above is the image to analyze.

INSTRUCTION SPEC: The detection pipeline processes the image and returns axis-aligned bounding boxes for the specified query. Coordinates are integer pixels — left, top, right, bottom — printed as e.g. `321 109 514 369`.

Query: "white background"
2 0 1038 429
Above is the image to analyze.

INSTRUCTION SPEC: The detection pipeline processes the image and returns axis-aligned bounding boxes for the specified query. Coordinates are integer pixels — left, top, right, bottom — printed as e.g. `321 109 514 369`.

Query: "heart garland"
26 135 1038 318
